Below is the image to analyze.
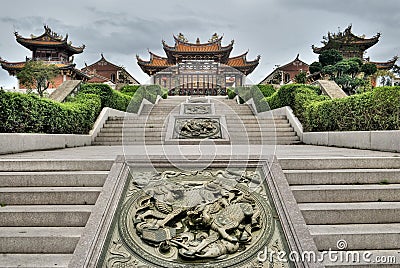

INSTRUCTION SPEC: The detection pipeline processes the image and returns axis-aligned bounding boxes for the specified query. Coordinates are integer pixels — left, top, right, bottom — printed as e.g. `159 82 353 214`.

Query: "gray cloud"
1 0 399 87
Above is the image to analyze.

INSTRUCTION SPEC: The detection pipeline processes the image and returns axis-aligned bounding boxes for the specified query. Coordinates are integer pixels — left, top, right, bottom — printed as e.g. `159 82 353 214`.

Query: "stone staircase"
281 157 400 266
0 159 113 267
93 97 300 145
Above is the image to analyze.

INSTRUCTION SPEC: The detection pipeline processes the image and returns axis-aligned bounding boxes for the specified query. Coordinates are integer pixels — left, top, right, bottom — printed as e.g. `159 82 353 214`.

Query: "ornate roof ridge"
173 33 224 46
14 25 85 53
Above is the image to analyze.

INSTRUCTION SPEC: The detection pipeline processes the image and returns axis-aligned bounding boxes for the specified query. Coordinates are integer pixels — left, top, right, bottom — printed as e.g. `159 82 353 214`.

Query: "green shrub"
0 83 168 134
304 86 400 131
120 85 140 97
78 83 167 113
293 88 329 124
126 85 168 113
79 83 131 111
257 84 275 97
234 86 270 113
227 88 236 99
0 90 101 134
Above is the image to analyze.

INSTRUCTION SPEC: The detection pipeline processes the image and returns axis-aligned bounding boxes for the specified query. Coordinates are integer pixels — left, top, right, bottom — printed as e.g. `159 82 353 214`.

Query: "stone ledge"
0 133 91 155
303 130 400 153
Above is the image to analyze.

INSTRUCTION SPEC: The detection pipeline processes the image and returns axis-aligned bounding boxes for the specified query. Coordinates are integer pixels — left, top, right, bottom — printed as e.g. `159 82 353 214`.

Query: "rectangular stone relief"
165 115 230 144
69 156 321 268
98 164 293 267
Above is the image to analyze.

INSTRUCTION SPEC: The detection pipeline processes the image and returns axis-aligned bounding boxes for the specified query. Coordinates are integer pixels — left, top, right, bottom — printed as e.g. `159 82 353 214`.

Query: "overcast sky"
0 0 399 88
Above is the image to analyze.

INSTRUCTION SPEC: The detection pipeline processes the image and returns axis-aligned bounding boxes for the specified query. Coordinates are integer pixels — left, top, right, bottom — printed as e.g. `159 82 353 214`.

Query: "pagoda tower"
137 33 260 95
0 25 89 89
312 25 397 71
312 25 380 59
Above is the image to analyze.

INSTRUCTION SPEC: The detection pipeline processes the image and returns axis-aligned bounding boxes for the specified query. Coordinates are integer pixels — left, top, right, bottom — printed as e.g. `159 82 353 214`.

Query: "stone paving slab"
0 145 397 160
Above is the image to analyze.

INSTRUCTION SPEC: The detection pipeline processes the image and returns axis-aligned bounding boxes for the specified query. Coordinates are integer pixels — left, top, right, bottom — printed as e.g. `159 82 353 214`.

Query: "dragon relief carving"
174 118 221 139
184 105 211 114
116 170 274 266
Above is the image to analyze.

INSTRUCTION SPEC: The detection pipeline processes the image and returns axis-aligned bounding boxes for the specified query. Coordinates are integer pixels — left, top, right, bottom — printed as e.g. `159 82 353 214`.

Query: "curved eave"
0 61 25 74
16 37 85 54
370 56 398 70
228 60 260 75
312 36 380 54
137 55 172 76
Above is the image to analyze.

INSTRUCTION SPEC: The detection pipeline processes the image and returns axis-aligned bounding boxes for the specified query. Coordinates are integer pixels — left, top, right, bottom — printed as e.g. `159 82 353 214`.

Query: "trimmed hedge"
120 85 140 97
264 84 400 132
0 90 101 134
126 85 168 113
265 84 322 110
257 84 275 98
228 86 271 113
0 83 168 134
78 83 168 113
305 86 400 131
79 83 132 111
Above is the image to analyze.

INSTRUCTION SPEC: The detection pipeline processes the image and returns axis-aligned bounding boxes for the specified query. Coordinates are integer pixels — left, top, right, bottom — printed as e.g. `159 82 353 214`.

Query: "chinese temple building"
137 33 260 95
0 25 89 89
260 54 309 85
312 25 380 59
312 25 397 70
82 54 139 89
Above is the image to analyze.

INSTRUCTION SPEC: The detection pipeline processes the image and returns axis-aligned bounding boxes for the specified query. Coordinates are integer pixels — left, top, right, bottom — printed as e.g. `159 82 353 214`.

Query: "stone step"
0 171 108 187
92 140 301 146
0 187 102 205
107 117 286 122
226 119 289 124
0 254 72 267
299 202 400 224
103 123 292 129
98 127 295 133
0 227 83 253
284 169 400 185
291 184 400 203
309 224 400 250
94 136 300 142
0 160 113 172
280 158 400 170
97 131 296 138
0 205 92 227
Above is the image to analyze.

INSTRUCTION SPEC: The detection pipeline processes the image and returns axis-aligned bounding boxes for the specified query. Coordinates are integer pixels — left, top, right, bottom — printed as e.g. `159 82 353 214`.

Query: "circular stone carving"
174 118 221 139
118 171 274 268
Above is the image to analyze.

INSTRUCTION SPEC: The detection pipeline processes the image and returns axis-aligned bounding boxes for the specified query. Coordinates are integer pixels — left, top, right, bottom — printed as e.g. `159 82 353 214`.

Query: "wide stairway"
282 157 400 266
93 97 300 145
0 159 113 267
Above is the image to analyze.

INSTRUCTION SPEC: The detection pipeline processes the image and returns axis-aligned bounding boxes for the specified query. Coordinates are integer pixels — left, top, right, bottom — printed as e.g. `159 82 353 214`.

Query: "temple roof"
369 56 398 70
226 52 260 74
82 54 123 71
82 54 139 84
276 54 309 71
312 25 380 55
260 54 309 84
136 52 174 75
162 33 234 61
14 25 85 55
137 34 260 76
0 58 89 78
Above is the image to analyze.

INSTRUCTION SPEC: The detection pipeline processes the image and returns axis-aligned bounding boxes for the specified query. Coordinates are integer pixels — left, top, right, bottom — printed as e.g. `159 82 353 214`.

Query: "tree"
309 61 322 74
319 49 343 67
294 71 307 84
361 63 377 76
17 61 59 97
